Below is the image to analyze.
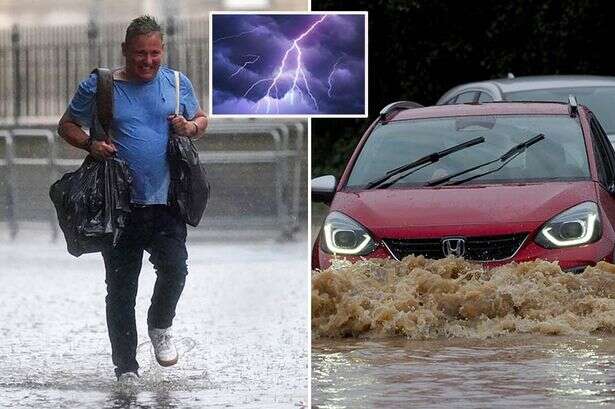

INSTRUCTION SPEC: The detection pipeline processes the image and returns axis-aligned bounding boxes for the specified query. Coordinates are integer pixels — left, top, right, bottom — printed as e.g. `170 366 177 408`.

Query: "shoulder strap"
174 70 180 116
90 68 113 140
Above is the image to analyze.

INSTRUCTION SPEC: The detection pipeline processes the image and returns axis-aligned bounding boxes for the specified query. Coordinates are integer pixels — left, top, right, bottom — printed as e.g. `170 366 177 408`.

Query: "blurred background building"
0 0 308 242
0 0 307 27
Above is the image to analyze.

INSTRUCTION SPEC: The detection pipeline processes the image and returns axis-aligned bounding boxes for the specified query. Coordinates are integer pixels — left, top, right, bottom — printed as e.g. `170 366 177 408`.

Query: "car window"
454 91 478 104
589 116 615 187
592 136 609 186
346 115 590 188
505 87 615 136
593 115 615 165
478 92 494 102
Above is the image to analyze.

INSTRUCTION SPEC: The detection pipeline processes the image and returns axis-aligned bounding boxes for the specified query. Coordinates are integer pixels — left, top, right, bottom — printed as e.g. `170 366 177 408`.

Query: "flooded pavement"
312 256 615 408
0 226 308 408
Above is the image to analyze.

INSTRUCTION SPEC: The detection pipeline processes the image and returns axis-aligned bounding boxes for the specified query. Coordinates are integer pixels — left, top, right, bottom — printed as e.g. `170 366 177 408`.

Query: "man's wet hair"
125 15 163 44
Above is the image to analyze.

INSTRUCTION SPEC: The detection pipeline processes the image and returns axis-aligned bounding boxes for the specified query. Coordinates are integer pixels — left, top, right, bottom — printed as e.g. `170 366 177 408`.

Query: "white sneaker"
117 371 139 385
148 327 178 367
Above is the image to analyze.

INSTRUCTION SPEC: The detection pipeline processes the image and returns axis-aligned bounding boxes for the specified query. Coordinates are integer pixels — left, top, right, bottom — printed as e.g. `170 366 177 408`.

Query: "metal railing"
0 18 308 241
10 129 58 239
0 130 16 239
0 120 306 241
0 17 209 125
205 121 306 238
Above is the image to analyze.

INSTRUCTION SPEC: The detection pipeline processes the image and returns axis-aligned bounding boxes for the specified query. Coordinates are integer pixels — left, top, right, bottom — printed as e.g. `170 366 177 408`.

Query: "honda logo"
442 237 466 257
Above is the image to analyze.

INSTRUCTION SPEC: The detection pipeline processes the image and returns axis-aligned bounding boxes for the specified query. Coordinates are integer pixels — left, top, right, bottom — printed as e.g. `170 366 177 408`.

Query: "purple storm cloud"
211 14 366 115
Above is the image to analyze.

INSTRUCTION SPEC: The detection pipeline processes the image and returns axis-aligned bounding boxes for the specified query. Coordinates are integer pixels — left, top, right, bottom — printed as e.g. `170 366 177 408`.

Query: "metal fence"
0 17 209 125
0 18 308 241
0 120 307 241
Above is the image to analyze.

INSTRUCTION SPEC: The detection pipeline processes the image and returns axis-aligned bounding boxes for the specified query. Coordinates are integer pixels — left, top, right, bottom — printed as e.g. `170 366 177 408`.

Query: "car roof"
462 75 615 94
392 102 573 121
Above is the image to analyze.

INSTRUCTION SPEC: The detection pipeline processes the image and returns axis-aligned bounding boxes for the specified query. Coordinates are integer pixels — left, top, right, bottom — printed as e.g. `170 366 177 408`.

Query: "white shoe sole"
156 355 178 367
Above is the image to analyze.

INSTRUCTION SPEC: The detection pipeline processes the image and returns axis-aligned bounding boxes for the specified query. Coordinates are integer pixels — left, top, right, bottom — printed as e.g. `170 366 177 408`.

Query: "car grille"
382 233 528 261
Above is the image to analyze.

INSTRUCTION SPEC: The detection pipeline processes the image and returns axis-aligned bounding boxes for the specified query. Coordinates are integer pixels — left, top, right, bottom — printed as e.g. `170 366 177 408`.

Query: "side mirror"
312 175 337 204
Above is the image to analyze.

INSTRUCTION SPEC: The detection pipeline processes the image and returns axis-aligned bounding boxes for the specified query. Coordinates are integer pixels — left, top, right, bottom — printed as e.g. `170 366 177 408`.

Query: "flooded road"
312 256 615 408
313 335 615 408
0 225 308 408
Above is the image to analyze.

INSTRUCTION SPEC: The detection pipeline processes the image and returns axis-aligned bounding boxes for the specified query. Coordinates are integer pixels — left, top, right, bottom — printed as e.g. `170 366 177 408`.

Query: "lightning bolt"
243 15 328 114
327 57 343 98
213 27 259 43
230 54 260 78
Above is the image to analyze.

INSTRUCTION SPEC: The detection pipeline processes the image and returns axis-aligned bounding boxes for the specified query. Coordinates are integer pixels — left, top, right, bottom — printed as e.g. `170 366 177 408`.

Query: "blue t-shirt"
69 66 200 204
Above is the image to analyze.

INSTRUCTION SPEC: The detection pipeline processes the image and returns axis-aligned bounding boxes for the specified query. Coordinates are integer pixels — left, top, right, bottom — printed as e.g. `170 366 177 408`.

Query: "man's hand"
168 115 196 137
89 139 117 160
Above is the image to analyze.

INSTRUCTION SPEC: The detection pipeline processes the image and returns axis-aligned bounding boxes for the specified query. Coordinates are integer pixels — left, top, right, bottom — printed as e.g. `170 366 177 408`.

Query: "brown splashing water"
312 256 615 339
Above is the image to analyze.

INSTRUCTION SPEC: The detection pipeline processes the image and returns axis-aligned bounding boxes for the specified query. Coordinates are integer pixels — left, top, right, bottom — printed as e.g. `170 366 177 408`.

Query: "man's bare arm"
168 109 208 140
58 109 91 151
58 109 117 159
192 109 208 140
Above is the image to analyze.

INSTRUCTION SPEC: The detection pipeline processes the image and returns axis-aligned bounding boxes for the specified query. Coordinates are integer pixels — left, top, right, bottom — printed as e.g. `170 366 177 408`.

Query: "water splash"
312 256 615 339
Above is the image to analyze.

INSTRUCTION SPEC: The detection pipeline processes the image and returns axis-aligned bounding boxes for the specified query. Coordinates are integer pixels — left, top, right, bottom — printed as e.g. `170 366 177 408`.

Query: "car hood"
331 181 597 238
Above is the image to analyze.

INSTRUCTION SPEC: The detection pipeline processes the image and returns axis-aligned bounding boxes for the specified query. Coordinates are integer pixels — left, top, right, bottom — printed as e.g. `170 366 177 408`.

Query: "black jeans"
102 205 188 377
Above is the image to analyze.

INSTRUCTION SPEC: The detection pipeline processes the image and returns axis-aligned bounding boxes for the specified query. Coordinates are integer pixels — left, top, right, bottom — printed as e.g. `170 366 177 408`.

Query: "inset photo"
210 12 367 118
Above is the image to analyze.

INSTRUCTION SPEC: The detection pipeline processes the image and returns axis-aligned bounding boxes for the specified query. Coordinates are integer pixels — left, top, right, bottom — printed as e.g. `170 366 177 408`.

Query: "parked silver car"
438 75 615 144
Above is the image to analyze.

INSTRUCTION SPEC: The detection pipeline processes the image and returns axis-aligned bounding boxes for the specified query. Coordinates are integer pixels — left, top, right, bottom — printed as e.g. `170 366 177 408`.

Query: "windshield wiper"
364 137 485 189
426 133 545 187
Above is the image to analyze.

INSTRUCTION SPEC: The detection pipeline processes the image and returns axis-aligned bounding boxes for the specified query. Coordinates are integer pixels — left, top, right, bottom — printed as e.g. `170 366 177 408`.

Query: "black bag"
167 69 210 227
49 156 132 256
50 68 133 256
167 135 210 227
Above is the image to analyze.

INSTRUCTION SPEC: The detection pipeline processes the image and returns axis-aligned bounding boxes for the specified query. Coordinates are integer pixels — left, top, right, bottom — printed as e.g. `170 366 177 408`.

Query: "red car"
312 100 615 272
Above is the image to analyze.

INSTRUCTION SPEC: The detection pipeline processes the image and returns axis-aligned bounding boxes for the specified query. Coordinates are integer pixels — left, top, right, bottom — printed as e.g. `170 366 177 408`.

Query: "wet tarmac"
0 226 308 408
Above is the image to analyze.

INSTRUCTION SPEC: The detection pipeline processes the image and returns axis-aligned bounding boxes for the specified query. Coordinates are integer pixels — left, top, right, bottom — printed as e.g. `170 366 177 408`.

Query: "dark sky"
212 14 365 115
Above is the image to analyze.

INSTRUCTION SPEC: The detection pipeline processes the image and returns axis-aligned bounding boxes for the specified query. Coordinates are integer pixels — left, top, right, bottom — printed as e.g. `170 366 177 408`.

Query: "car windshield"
346 115 590 189
505 87 615 135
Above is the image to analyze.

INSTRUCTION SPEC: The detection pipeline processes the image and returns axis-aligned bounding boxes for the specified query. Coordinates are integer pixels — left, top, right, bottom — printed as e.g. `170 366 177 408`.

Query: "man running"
58 15 207 381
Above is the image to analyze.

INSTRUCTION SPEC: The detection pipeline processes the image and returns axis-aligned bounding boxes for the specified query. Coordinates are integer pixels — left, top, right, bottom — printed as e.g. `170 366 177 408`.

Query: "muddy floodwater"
313 336 615 408
312 256 615 408
0 225 308 408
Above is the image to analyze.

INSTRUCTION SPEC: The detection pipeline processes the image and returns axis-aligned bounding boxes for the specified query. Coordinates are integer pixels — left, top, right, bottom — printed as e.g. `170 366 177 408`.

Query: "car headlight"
321 211 376 255
535 202 602 248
